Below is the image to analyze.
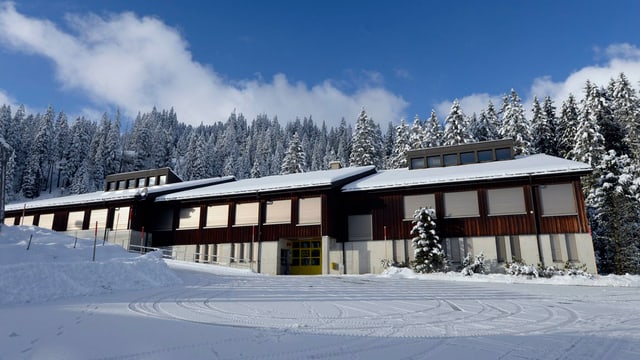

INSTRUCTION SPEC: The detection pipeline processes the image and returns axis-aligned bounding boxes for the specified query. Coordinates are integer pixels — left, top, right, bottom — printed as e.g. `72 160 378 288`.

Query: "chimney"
329 161 342 170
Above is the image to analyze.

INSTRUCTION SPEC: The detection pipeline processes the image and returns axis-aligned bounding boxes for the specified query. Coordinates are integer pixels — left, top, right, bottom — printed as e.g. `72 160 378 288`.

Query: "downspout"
342 240 347 275
529 175 544 265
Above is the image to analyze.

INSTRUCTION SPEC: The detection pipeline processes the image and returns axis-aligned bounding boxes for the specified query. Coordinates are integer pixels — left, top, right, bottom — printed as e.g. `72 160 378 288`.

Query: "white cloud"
0 3 407 127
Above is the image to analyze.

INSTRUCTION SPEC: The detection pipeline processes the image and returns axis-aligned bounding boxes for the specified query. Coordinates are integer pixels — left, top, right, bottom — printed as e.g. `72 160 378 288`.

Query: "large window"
348 214 372 241
21 215 34 226
403 194 436 220
410 157 425 169
178 207 201 229
38 214 54 229
113 207 131 230
299 197 321 225
266 200 291 224
487 187 526 215
235 202 259 226
155 209 174 231
3 217 15 226
443 191 479 218
89 208 108 229
205 204 229 228
67 211 85 230
443 153 457 166
447 238 464 263
565 234 579 261
427 155 442 168
539 183 577 216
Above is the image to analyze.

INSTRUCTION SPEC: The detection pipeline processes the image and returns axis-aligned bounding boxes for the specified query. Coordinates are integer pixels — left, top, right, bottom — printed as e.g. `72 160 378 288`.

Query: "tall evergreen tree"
609 73 639 161
349 108 381 167
442 99 473 146
530 96 556 154
409 114 425 149
588 150 640 274
423 110 443 147
281 132 306 174
388 118 410 169
572 81 606 168
499 89 531 156
558 94 580 158
542 96 559 156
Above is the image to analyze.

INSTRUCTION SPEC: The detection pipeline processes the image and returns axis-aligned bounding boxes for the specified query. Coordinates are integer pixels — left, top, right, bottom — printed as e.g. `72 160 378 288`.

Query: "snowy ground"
1 226 640 359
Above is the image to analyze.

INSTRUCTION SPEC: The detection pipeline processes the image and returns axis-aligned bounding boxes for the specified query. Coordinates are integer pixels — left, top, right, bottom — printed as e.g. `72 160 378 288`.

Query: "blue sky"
0 0 639 128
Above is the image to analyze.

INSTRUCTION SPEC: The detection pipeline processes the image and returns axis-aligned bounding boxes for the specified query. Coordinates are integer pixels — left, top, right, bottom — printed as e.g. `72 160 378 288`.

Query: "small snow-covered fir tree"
409 114 425 150
388 118 410 169
349 107 381 167
411 207 446 273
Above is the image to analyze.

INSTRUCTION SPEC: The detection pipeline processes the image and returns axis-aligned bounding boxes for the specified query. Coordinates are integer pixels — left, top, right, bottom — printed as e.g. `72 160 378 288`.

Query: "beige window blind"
298 197 321 224
235 202 259 226
403 194 436 219
487 187 526 215
444 191 479 218
266 200 291 224
205 204 229 228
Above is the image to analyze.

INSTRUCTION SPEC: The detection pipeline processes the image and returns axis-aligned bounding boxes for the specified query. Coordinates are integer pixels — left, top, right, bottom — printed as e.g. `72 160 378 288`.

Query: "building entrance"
290 239 322 275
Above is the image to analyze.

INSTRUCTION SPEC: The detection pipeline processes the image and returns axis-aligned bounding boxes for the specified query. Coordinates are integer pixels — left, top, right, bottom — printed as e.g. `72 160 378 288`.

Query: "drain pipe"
529 175 544 265
342 241 347 275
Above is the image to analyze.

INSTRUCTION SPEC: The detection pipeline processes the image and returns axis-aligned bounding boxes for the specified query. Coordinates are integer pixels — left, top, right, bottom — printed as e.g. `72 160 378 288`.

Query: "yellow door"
290 239 322 275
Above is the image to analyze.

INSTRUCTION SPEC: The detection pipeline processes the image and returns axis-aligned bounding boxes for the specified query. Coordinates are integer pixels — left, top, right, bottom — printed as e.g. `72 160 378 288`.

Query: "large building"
3 140 597 275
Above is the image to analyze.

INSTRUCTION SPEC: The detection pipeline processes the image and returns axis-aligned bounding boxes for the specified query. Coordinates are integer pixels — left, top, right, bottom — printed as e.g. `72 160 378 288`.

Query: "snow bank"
380 266 640 287
0 225 181 305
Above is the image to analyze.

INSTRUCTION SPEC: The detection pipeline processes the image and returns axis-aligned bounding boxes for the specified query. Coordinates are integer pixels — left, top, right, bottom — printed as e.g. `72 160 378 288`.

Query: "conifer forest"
1 73 639 274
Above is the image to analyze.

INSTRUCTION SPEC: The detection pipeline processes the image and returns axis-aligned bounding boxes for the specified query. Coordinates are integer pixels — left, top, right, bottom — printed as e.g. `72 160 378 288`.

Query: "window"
487 187 526 215
550 234 564 262
427 155 442 168
510 236 522 260
565 234 579 261
460 151 475 164
158 175 167 185
539 183 577 216
108 182 116 191
148 177 157 186
155 209 174 231
113 207 131 230
178 207 200 229
206 204 229 228
235 202 259 226
21 215 34 226
118 180 126 190
348 214 372 241
299 197 321 224
266 200 291 224
67 211 85 230
3 217 15 226
443 153 457 166
478 149 493 162
89 209 108 229
38 214 54 229
137 178 146 187
495 147 511 160
403 194 436 219
447 238 463 263
444 191 479 218
127 179 136 189
410 157 425 169
496 236 507 262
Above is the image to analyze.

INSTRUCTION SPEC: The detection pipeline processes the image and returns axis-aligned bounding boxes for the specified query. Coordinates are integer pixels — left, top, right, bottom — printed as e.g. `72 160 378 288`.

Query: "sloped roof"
156 166 376 202
342 154 591 192
6 176 235 211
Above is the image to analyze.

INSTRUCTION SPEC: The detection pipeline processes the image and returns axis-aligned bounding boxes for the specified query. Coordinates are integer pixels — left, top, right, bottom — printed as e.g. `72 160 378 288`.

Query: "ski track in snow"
3 268 640 359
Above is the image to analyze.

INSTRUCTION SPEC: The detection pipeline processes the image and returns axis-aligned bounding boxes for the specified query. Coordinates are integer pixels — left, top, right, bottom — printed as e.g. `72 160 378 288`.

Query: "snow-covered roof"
6 177 235 211
156 166 375 202
342 154 591 192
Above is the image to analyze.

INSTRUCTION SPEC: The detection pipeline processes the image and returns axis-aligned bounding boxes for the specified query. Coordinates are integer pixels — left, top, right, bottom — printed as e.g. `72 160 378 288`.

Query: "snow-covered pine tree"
499 89 531 156
572 81 606 169
470 108 498 142
530 96 555 154
382 122 395 169
542 96 559 156
588 150 640 274
409 114 425 150
349 107 381 167
281 132 306 174
589 82 626 156
609 73 639 160
558 94 580 159
411 207 446 273
388 118 410 169
442 99 473 146
424 110 443 147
